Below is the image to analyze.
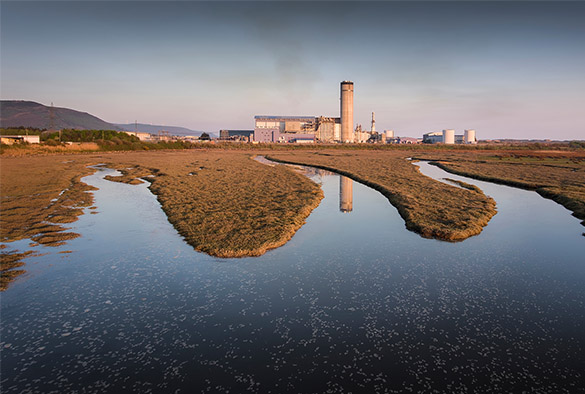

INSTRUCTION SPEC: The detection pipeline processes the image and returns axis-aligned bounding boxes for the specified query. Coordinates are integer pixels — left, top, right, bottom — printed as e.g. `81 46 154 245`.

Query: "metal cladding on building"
442 129 455 144
339 176 353 213
253 81 354 144
464 129 477 144
340 81 354 143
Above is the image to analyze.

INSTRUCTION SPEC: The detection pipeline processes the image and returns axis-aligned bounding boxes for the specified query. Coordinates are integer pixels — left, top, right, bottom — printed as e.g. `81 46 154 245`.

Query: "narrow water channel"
1 161 584 393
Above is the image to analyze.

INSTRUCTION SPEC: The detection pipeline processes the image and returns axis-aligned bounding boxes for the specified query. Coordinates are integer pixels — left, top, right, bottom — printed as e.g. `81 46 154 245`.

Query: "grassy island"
412 150 585 226
267 150 497 241
99 151 323 257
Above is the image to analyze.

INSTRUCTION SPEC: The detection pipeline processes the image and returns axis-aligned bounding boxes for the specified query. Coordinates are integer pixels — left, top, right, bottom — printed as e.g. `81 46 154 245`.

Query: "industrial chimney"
340 81 354 143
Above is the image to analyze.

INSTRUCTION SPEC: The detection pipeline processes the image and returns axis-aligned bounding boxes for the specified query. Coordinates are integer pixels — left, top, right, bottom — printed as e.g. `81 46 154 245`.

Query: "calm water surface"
1 161 584 393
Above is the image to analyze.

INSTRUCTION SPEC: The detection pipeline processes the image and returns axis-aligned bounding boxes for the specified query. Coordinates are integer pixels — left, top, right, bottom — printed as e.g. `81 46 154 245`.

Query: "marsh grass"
415 151 585 226
1 150 325 290
3 147 579 290
101 151 324 257
267 150 497 241
443 178 483 193
0 250 33 290
1 155 99 289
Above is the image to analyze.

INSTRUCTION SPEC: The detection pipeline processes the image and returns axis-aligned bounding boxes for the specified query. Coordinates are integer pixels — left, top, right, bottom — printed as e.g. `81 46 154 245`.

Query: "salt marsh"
1 163 584 393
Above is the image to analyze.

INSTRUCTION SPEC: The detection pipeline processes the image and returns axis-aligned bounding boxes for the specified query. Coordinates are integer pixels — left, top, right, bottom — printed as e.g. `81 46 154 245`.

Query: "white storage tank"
385 130 394 139
464 129 476 144
442 129 455 144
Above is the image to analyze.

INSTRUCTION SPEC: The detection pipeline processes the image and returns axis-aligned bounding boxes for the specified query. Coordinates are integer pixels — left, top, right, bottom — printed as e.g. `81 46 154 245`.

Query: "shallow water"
1 162 584 393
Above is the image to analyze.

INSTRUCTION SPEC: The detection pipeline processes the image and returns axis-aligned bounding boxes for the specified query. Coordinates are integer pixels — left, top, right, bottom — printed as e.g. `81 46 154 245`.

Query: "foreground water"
1 162 584 393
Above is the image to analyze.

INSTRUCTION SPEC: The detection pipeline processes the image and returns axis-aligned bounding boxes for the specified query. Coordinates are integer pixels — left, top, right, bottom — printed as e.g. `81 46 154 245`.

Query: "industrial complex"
423 129 477 145
251 81 477 145
253 81 355 144
117 80 479 145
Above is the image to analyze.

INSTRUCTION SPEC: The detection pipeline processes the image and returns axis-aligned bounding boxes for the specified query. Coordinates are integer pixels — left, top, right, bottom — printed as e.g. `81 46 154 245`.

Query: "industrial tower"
340 81 354 143
371 112 376 133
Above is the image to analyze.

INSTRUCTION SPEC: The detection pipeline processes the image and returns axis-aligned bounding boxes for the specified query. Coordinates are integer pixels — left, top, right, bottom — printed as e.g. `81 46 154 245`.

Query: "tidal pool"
1 162 584 393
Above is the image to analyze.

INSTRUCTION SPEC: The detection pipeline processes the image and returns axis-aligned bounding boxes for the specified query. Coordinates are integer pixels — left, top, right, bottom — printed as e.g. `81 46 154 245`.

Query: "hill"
115 123 205 137
0 101 211 137
0 101 121 131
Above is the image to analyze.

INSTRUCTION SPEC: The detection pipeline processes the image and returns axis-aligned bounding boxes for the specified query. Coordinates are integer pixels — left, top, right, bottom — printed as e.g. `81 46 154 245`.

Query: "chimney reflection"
339 176 353 213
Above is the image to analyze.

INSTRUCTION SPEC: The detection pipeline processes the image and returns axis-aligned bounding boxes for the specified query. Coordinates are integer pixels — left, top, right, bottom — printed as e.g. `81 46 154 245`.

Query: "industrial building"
423 129 477 144
124 131 153 141
253 116 317 143
219 129 254 142
253 81 354 143
0 135 40 144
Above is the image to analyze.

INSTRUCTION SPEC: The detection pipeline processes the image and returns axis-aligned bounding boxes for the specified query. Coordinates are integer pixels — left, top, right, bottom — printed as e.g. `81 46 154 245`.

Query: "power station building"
253 81 353 143
253 116 318 143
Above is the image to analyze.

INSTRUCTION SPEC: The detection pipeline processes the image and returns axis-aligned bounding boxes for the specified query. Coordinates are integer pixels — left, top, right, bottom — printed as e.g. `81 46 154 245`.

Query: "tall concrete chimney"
340 81 354 143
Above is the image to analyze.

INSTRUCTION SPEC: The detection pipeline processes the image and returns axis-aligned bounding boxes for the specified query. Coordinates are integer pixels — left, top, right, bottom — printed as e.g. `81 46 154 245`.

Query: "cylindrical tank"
339 176 353 213
442 129 455 144
340 81 354 143
464 129 476 144
385 130 394 139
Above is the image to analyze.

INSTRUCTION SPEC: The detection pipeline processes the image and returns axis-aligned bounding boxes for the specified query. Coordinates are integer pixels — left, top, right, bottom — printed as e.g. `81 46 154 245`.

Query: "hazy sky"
2 1 584 139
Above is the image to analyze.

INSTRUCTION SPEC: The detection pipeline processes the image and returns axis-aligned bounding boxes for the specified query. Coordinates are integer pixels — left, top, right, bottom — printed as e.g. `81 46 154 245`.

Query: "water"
1 162 584 393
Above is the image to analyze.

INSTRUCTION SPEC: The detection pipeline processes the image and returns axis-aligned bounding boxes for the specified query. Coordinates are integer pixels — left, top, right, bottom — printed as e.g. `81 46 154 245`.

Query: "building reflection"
339 176 353 213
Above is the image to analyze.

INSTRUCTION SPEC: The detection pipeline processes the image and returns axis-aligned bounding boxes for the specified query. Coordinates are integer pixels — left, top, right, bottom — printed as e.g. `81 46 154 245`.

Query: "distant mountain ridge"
115 123 204 137
0 100 120 131
0 100 208 137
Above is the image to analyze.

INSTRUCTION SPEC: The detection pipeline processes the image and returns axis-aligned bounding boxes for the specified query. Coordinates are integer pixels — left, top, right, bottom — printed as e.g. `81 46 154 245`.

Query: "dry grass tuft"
1 250 33 290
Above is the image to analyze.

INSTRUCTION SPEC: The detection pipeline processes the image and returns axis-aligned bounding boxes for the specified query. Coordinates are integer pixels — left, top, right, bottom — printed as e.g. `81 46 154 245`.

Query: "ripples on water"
1 163 584 393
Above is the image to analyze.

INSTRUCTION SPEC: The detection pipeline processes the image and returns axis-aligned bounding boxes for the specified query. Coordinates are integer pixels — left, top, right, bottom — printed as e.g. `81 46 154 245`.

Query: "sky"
1 1 584 140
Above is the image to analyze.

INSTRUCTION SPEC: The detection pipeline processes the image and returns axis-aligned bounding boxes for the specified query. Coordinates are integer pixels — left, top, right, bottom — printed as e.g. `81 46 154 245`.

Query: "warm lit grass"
1 156 96 245
1 155 99 289
4 147 580 290
0 143 101 156
1 150 324 290
100 151 324 257
0 250 32 291
267 150 497 241
413 150 585 226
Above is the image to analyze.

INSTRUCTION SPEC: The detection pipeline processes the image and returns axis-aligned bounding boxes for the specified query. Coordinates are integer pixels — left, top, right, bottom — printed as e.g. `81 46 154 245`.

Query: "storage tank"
340 81 354 143
385 130 394 139
442 129 455 144
464 129 476 144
